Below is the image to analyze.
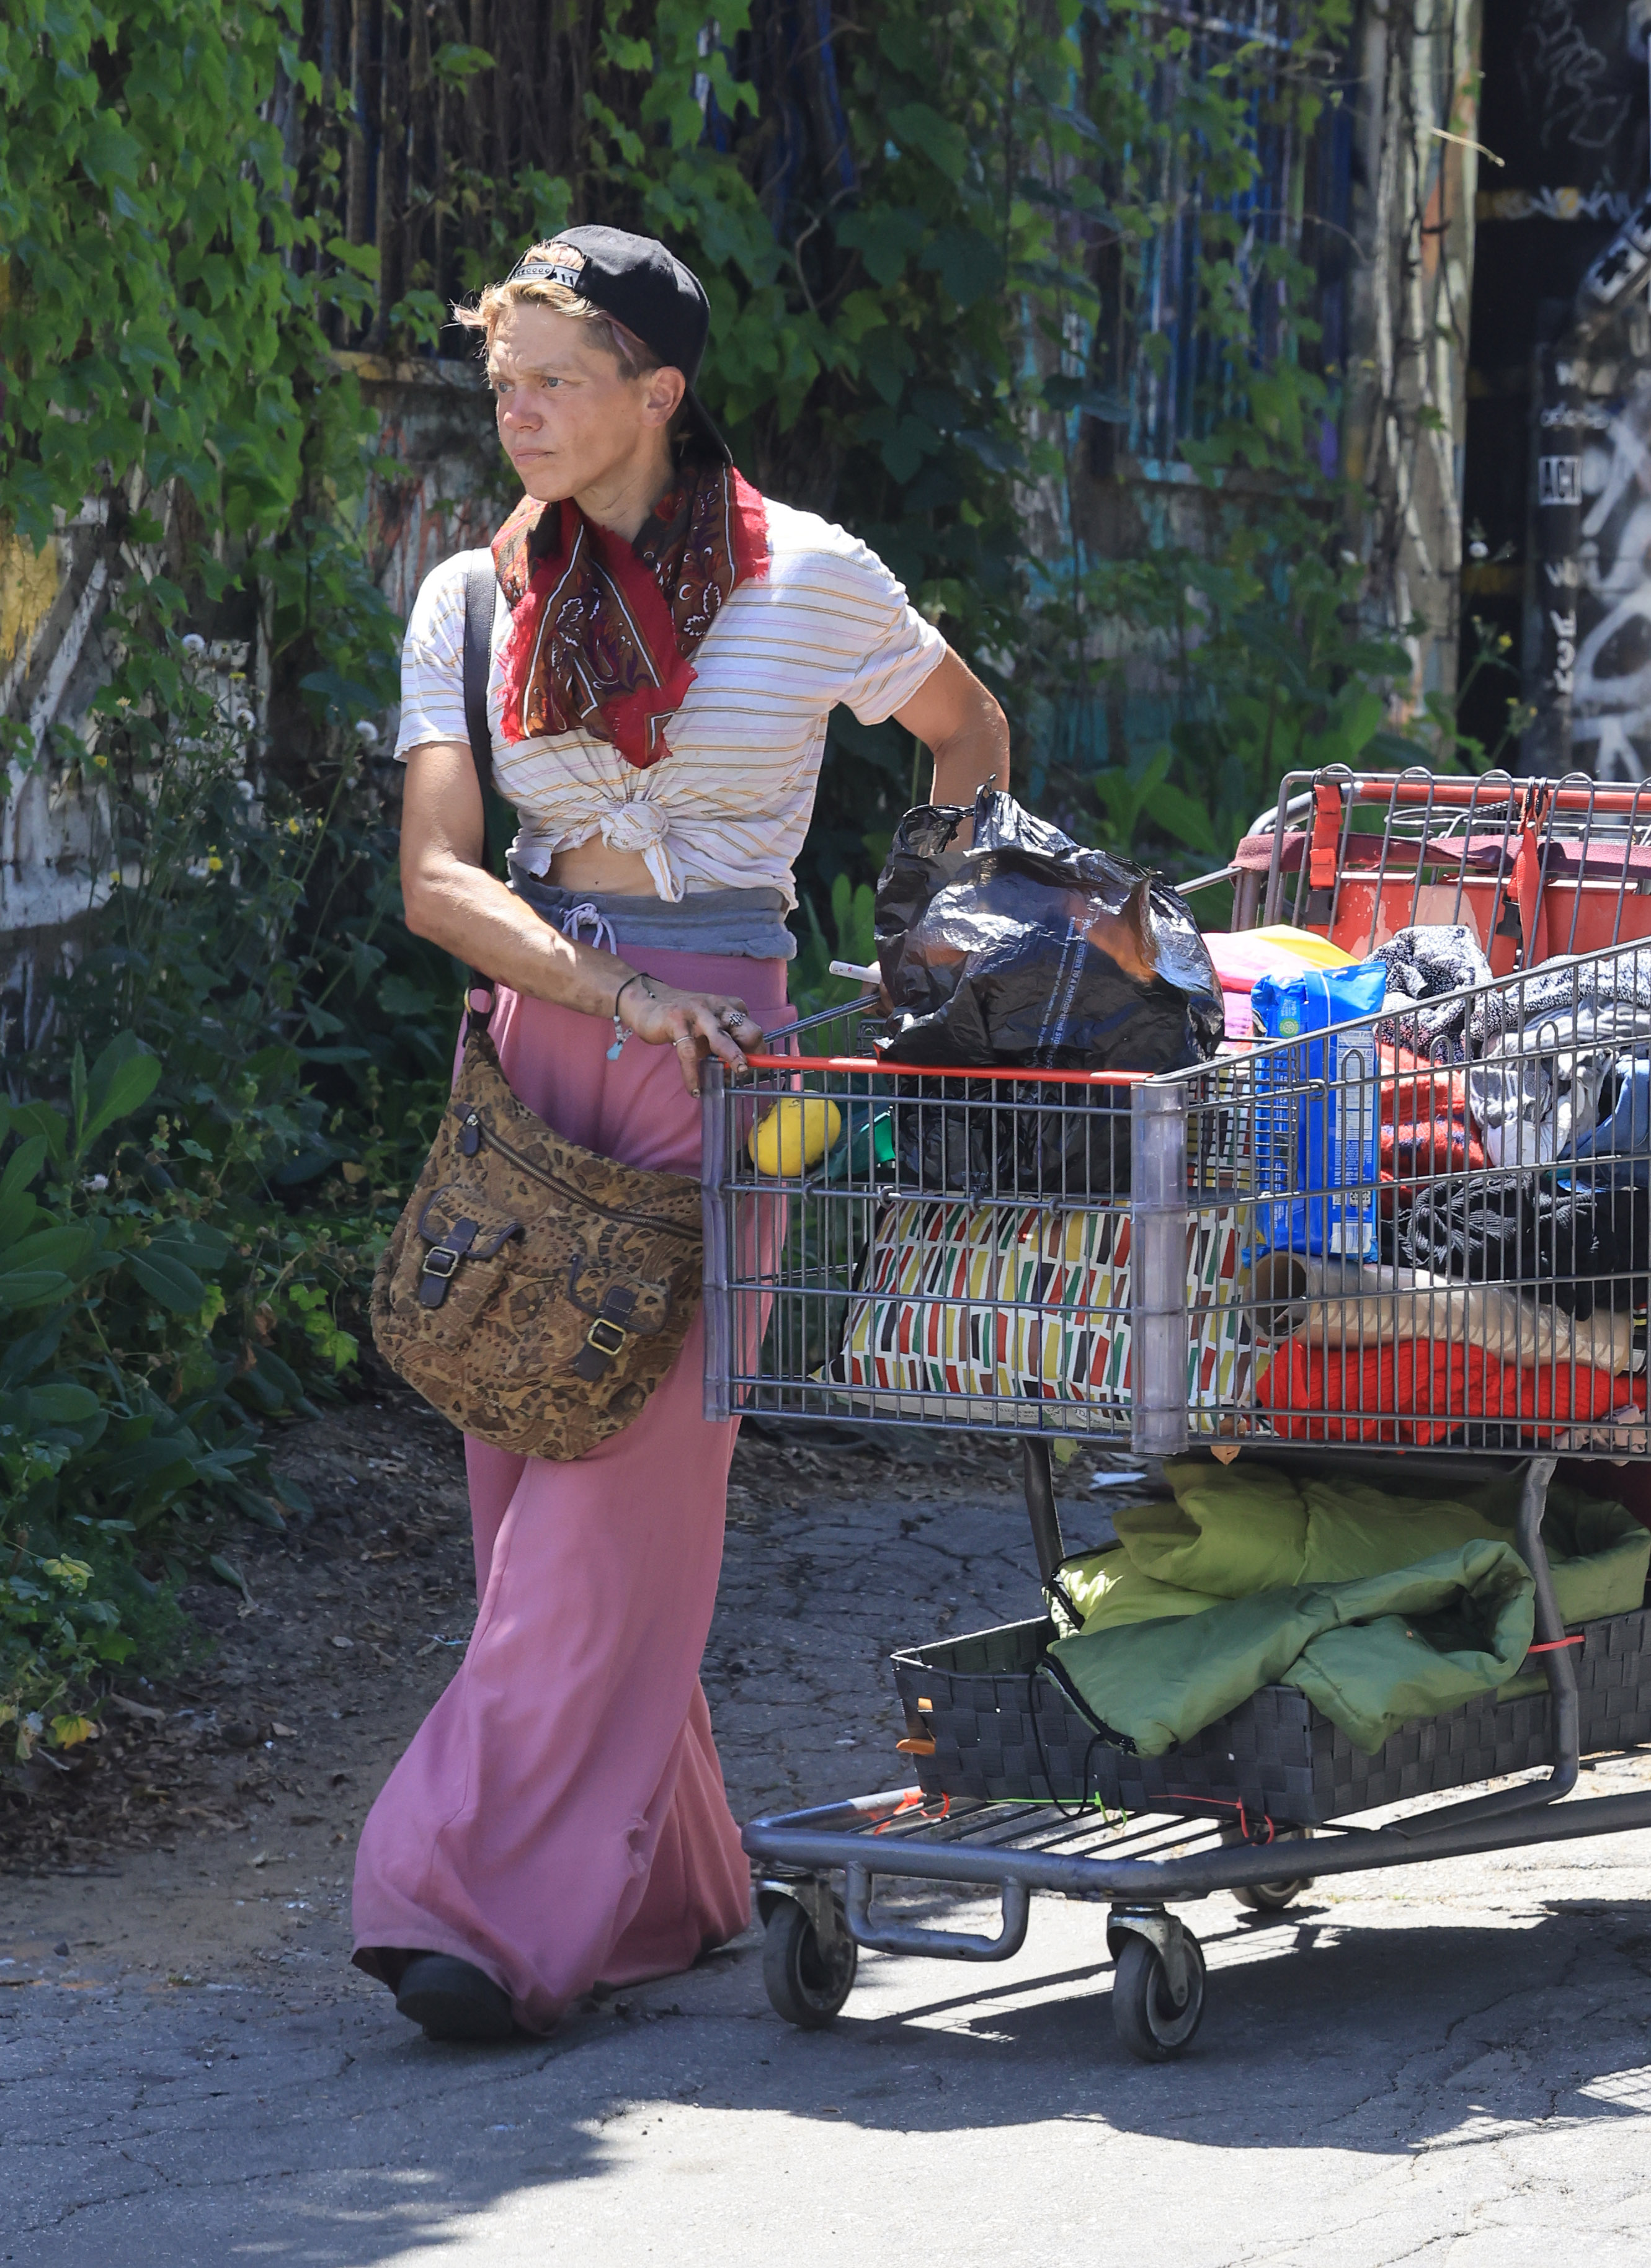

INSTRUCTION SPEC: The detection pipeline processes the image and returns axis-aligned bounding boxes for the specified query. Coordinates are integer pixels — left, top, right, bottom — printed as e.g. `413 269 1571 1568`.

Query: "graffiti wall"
1572 353 1651 780
336 352 504 628
1460 0 1650 766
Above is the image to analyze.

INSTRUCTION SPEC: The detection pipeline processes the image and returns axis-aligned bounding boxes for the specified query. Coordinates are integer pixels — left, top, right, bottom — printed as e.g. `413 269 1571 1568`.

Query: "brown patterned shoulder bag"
370 555 703 1459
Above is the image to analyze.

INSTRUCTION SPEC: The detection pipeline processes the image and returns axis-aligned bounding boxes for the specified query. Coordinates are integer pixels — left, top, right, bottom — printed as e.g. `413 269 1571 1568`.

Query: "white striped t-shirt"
393 498 946 906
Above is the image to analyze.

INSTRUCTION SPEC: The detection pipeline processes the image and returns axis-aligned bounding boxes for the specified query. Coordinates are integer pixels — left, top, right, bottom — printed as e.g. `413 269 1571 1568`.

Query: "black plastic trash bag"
874 789 1221 1196
876 789 1222 1069
889 1070 1136 1199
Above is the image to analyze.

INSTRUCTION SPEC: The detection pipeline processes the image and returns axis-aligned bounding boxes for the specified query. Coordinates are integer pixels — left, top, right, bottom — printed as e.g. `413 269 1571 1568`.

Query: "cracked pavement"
5 1443 1651 2266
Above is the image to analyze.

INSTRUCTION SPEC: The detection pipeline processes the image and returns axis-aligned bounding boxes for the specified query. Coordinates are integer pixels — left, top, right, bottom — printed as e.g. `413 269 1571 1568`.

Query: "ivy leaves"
1 0 394 755
835 205 927 288
1 0 300 546
885 104 971 184
569 0 1038 653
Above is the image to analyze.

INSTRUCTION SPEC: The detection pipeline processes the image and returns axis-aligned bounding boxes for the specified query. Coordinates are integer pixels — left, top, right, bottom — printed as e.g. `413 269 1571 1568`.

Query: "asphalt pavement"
4 1458 1651 2266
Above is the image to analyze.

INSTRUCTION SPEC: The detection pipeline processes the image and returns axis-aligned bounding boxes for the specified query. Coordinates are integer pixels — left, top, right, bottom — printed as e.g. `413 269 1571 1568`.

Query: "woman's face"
486 302 683 503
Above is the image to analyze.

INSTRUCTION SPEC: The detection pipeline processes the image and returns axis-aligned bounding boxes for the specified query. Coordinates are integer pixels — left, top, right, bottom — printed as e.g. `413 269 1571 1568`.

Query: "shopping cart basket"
1235 763 1651 967
705 769 1651 2063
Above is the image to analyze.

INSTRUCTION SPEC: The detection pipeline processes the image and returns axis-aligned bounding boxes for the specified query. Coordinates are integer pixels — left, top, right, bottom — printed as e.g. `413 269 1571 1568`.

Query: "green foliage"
0 0 1492 1737
1 626 445 1748
0 1527 187 1764
0 887 424 1747
0 1038 266 1753
1007 1 1484 870
522 0 1443 905
1028 352 1520 873
0 0 398 770
1067 473 1425 865
1 0 305 545
790 868 881 1020
55 599 444 1181
0 0 421 1702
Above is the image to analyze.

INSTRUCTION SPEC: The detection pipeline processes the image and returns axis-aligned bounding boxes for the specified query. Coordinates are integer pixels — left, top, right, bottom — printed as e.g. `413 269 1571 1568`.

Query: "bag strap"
460 552 507 1027
461 552 518 873
461 553 495 809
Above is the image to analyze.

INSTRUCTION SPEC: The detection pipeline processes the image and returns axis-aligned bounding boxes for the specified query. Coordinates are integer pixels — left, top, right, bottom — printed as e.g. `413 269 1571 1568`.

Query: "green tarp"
1046 1460 1649 1758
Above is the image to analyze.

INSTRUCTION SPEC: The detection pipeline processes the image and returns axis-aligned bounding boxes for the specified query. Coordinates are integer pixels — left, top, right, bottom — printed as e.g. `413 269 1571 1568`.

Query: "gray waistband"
508 863 797 961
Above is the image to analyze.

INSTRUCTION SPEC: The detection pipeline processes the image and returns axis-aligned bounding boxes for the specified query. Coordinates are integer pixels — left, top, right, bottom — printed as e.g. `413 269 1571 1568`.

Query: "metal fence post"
1131 1079 1190 1457
700 1061 731 1421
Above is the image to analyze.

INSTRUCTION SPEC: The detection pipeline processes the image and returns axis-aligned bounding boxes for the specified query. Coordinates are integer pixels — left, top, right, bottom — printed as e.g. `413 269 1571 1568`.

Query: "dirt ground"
0 1379 1122 1990
1 1387 479 1891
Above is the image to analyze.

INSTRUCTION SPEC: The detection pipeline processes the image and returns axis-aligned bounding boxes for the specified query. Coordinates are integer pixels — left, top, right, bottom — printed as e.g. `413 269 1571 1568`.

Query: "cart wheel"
1111 1929 1206 2063
1232 1830 1315 1913
762 1895 858 2029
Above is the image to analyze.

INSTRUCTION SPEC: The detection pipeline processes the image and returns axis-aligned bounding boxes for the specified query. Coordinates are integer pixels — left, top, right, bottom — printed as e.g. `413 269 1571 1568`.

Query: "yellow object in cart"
749 1096 842 1175
1244 923 1355 967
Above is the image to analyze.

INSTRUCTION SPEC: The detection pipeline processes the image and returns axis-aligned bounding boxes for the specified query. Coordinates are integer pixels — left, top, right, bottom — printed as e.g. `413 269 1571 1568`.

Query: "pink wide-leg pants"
352 949 788 2034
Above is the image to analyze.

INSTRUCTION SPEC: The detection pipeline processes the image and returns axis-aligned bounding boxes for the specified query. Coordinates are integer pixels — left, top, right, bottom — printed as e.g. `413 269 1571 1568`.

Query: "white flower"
81 1174 109 1193
234 705 256 731
355 719 380 747
181 633 207 657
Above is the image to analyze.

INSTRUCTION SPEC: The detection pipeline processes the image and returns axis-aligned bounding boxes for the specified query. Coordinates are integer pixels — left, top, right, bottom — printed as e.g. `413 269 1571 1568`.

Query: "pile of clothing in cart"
1231 922 1651 1451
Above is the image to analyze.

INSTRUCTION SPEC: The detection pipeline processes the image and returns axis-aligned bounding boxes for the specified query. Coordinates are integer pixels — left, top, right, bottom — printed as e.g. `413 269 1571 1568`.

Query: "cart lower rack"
741 1446 1651 2059
745 1750 1651 2060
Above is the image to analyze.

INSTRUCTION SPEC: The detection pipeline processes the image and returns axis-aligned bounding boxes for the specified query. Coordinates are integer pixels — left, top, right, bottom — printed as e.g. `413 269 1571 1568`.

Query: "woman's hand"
618 977 766 1096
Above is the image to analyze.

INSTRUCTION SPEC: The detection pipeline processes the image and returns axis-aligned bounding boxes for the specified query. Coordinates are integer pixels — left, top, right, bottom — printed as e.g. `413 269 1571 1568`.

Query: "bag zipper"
455 1106 699 1243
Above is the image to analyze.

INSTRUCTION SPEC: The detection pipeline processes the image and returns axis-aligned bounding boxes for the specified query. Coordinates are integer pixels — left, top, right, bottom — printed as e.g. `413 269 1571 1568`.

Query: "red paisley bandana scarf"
492 458 768 768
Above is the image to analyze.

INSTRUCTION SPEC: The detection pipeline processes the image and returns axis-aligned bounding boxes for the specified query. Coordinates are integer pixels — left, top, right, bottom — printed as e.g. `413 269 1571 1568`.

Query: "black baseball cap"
507 226 730 465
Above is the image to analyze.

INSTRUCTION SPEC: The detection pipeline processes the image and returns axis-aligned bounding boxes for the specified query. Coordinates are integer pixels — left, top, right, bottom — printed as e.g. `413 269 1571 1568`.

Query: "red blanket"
1258 1340 1639 1447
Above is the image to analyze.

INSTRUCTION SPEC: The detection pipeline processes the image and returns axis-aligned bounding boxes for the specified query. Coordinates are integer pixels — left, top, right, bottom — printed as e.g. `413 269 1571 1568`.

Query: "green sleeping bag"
1047 1459 1648 1758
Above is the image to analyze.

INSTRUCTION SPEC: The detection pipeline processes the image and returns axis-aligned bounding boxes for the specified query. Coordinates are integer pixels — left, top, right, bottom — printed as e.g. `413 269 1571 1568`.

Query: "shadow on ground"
12 1893 1651 2266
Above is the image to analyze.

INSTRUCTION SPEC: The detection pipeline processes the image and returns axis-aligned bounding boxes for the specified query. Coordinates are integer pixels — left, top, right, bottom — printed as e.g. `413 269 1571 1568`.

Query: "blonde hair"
454 245 661 378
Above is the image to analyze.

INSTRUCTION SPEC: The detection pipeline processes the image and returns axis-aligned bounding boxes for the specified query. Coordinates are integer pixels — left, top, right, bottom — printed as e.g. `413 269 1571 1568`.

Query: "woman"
353 225 1010 2040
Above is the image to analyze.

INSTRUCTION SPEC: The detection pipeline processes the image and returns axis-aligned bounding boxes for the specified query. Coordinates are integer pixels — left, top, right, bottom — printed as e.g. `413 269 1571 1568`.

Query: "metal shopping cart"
703 768 1651 2062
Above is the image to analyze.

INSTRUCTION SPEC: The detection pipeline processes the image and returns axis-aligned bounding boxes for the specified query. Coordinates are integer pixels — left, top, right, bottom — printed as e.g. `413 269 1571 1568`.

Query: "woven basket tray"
889 1608 1651 1825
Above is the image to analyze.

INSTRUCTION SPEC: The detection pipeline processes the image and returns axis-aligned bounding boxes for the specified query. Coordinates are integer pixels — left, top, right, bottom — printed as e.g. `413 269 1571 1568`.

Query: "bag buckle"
585 1315 629 1358
422 1246 461 1280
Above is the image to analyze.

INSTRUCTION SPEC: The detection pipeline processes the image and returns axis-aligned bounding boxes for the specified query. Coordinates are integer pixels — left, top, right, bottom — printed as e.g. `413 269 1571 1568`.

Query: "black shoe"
394 1953 515 2042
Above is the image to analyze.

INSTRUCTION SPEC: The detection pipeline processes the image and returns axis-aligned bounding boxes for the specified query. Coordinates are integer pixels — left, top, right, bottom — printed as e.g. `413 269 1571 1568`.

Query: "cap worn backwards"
509 226 729 465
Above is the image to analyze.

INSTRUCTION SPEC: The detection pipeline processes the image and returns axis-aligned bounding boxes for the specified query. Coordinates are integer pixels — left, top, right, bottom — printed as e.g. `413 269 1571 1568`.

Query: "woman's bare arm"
399 741 762 1092
892 644 1010 817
